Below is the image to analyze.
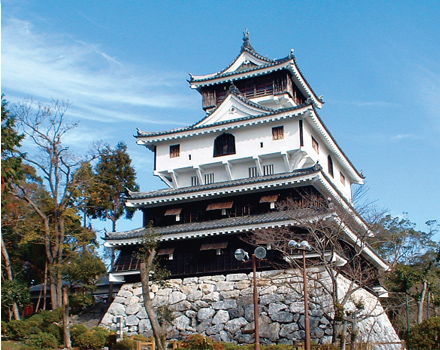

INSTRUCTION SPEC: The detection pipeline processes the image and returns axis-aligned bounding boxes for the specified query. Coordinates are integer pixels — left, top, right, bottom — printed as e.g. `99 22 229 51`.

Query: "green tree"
1 95 26 320
87 141 139 232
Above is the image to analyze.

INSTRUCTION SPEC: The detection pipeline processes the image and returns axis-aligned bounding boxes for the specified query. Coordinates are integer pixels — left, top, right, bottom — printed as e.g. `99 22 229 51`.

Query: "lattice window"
272 126 284 140
170 144 180 158
214 133 236 157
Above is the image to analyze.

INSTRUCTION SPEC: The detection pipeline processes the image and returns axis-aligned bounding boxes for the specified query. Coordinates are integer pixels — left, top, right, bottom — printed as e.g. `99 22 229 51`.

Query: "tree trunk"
417 280 428 324
1 234 21 320
63 285 72 349
140 259 166 350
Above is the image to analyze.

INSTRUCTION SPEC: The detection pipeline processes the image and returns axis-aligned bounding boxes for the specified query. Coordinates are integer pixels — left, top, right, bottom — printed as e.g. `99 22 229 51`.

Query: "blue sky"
2 0 439 239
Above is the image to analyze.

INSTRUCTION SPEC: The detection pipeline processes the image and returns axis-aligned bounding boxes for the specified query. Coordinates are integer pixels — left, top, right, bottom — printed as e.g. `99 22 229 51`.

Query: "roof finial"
241 28 254 52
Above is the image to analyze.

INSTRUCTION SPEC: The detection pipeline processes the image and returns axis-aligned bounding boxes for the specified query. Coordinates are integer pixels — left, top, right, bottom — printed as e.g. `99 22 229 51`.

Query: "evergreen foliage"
86 141 139 232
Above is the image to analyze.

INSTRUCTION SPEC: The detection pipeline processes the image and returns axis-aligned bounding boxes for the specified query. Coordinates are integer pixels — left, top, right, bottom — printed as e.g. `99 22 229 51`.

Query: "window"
191 176 200 187
312 136 319 153
214 133 236 157
204 173 214 184
328 155 334 178
340 172 346 185
249 167 259 178
272 126 284 140
164 208 182 222
263 164 274 176
170 144 180 158
299 120 304 147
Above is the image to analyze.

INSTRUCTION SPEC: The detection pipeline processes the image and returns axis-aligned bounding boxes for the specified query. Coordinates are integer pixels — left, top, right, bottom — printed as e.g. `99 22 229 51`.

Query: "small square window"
340 172 346 185
312 136 319 154
272 126 284 140
170 144 180 158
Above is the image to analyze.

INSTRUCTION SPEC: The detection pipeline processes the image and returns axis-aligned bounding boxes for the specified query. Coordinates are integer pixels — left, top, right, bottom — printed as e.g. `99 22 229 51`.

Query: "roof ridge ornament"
241 28 255 52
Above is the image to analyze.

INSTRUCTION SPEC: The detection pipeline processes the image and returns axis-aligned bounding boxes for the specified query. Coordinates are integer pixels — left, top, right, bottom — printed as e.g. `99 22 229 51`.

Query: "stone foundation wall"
100 269 400 349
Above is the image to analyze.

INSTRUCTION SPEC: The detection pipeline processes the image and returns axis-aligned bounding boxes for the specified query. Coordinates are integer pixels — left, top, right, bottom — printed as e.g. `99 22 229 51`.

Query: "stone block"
212 310 230 325
183 277 199 285
174 315 190 331
200 284 215 294
226 273 248 282
225 317 248 334
108 303 125 316
126 315 140 326
197 307 215 321
126 303 141 315
170 291 187 304
202 292 220 302
216 281 234 291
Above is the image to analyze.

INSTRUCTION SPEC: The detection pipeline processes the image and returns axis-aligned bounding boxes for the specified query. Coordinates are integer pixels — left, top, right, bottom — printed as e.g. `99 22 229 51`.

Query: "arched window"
214 133 236 157
328 155 334 178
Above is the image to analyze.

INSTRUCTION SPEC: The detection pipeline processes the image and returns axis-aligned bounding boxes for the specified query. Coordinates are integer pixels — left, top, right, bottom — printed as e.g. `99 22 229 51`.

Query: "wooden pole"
252 254 261 350
303 250 311 350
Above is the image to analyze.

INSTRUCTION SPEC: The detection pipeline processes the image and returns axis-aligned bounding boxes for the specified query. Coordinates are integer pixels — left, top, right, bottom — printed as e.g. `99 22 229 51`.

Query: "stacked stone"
99 270 400 347
101 270 334 344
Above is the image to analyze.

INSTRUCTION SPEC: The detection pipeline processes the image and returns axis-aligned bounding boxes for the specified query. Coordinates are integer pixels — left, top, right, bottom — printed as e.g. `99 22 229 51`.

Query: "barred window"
249 167 259 178
170 144 180 158
272 126 284 140
204 173 215 184
191 176 200 187
263 164 274 176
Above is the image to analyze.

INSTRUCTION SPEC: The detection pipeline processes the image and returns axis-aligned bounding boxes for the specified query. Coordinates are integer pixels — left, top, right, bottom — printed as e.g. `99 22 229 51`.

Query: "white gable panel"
223 51 269 74
194 94 269 127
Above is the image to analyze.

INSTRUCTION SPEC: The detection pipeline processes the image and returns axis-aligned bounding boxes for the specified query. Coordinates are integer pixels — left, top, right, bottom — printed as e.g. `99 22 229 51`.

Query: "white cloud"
2 17 198 124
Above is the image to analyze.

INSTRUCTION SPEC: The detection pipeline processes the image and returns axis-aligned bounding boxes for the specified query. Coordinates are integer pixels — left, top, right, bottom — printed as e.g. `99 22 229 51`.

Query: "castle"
101 32 400 348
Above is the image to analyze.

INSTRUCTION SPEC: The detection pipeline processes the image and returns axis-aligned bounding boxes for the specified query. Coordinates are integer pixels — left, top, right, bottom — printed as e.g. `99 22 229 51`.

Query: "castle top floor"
135 33 363 204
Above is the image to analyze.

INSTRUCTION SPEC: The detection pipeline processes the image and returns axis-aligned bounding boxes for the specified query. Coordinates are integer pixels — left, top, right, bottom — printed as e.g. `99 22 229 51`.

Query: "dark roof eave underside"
126 165 321 201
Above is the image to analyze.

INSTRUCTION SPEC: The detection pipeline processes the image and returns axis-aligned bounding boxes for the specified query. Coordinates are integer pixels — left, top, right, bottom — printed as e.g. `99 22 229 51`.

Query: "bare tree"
248 193 386 347
137 226 172 350
12 99 95 309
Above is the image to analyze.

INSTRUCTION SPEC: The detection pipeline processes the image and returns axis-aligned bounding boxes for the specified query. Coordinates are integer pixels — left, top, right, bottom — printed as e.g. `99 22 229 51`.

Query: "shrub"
182 334 224 350
77 331 106 350
110 338 136 350
38 308 63 324
27 313 45 326
7 319 31 340
71 323 89 345
46 324 63 344
91 326 110 346
1 320 8 337
407 316 440 350
26 332 58 349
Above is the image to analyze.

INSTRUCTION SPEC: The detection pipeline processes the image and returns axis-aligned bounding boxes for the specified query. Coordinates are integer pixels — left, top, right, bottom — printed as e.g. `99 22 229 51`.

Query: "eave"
189 59 323 109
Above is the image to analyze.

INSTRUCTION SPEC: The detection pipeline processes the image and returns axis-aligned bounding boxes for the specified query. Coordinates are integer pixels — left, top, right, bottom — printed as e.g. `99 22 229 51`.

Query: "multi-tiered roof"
105 32 387 283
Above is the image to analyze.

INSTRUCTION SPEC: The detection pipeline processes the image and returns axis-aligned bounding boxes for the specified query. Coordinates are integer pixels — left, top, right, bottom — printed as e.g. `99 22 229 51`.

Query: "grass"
1 340 23 350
